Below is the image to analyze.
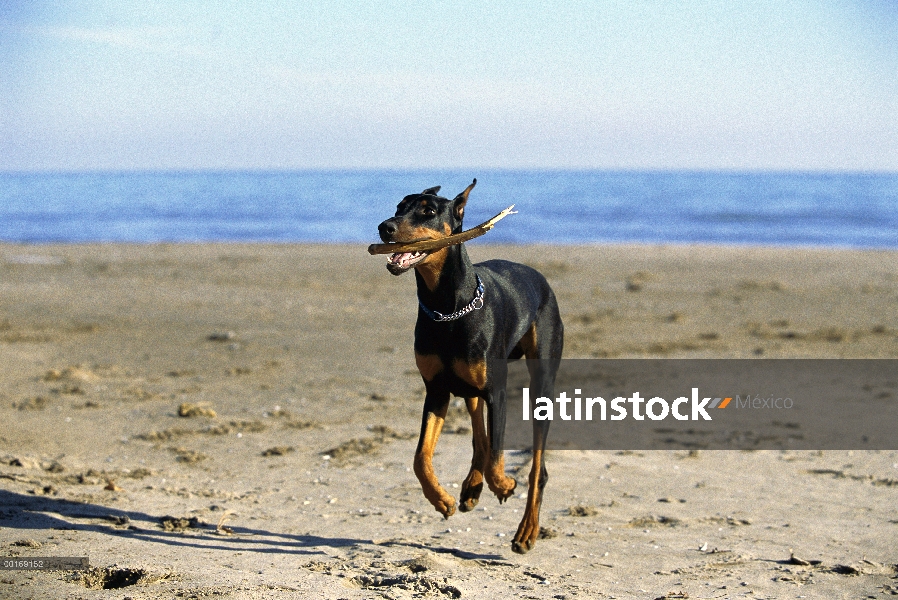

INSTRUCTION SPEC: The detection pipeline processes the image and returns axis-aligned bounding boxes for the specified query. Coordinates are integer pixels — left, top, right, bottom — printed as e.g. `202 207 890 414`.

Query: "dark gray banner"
501 360 897 450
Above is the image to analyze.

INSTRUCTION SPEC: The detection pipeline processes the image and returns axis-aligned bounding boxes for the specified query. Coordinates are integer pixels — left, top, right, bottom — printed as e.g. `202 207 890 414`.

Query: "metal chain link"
418 275 485 322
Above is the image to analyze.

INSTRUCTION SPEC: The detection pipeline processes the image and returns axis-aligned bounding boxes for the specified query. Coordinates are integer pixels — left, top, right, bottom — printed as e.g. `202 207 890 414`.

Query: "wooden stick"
367 205 517 255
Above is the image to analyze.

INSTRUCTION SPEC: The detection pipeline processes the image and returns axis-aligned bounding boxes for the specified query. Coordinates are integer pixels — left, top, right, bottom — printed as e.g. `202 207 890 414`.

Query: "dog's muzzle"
378 218 429 275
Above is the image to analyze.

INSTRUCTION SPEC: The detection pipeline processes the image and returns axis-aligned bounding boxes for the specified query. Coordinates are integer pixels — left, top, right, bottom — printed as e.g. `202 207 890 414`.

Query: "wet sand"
1 243 897 598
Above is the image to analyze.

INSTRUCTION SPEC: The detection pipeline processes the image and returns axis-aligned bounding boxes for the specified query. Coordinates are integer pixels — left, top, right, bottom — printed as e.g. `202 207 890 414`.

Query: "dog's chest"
414 326 491 397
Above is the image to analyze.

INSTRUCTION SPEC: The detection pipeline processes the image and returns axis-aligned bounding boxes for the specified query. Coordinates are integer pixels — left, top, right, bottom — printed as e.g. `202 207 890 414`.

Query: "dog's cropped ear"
421 186 441 196
452 178 477 220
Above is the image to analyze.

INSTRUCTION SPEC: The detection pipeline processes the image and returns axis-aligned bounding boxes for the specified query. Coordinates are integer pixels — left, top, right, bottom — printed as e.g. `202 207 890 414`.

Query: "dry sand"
1 242 896 599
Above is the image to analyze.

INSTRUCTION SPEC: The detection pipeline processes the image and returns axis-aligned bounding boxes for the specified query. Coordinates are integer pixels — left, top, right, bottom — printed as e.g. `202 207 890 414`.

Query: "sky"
1 1 896 172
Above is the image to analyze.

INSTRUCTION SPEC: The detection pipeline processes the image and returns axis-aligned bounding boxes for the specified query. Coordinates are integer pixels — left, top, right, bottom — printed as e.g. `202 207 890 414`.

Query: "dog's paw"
432 495 456 519
512 516 539 554
489 477 517 503
458 497 479 512
420 481 457 518
428 494 455 519
459 480 483 512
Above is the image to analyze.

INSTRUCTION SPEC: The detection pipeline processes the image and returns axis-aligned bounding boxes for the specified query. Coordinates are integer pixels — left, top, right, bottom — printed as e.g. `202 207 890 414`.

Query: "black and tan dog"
376 179 564 554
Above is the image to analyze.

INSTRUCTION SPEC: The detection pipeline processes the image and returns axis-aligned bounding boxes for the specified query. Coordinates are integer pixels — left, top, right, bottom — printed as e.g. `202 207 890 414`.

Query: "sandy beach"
1 242 897 599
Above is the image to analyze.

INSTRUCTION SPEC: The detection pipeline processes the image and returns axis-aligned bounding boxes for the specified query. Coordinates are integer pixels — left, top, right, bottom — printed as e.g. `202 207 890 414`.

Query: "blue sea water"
0 170 896 248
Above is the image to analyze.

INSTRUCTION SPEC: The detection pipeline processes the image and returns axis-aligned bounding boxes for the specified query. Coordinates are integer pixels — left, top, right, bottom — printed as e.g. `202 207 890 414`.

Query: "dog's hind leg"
512 417 550 554
512 360 554 554
459 396 489 512
512 304 563 554
413 387 456 518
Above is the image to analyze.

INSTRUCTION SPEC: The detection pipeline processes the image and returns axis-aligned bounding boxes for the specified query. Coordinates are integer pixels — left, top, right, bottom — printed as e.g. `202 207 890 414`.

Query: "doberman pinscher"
377 179 564 554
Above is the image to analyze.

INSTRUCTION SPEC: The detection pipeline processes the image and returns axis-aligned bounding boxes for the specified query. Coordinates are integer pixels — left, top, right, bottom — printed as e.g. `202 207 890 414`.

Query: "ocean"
0 170 896 248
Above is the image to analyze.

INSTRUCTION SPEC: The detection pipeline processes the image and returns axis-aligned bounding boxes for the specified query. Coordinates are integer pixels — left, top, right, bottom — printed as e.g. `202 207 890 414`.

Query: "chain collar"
419 275 485 322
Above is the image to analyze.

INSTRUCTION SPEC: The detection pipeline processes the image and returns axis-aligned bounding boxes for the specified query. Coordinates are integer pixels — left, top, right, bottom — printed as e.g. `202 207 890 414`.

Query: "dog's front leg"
485 387 518 503
413 386 456 518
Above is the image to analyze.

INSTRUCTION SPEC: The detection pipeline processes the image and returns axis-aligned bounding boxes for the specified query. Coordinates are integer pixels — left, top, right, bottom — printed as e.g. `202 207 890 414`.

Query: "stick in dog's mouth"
369 205 517 262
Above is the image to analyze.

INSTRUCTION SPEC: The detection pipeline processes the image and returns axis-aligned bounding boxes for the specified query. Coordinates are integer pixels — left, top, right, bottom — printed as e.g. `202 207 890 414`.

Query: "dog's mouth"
386 250 429 275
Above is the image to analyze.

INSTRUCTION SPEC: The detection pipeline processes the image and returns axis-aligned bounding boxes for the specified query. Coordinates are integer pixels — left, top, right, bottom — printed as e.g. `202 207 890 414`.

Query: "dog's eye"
418 206 436 218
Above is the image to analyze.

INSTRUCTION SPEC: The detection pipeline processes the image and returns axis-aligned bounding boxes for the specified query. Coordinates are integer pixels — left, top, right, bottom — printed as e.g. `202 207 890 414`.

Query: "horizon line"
2 166 897 177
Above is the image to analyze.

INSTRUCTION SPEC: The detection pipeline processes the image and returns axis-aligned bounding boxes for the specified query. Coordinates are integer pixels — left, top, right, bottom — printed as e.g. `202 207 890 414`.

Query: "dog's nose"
378 219 399 242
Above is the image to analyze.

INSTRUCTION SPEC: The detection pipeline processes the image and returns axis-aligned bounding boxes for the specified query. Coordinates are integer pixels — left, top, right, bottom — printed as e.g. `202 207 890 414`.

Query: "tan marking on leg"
519 321 538 359
512 447 544 554
452 358 487 390
415 353 443 382
414 408 456 518
460 396 489 512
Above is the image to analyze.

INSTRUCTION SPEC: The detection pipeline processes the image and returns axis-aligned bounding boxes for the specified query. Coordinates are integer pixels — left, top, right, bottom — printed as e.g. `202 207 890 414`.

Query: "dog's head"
377 179 476 275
